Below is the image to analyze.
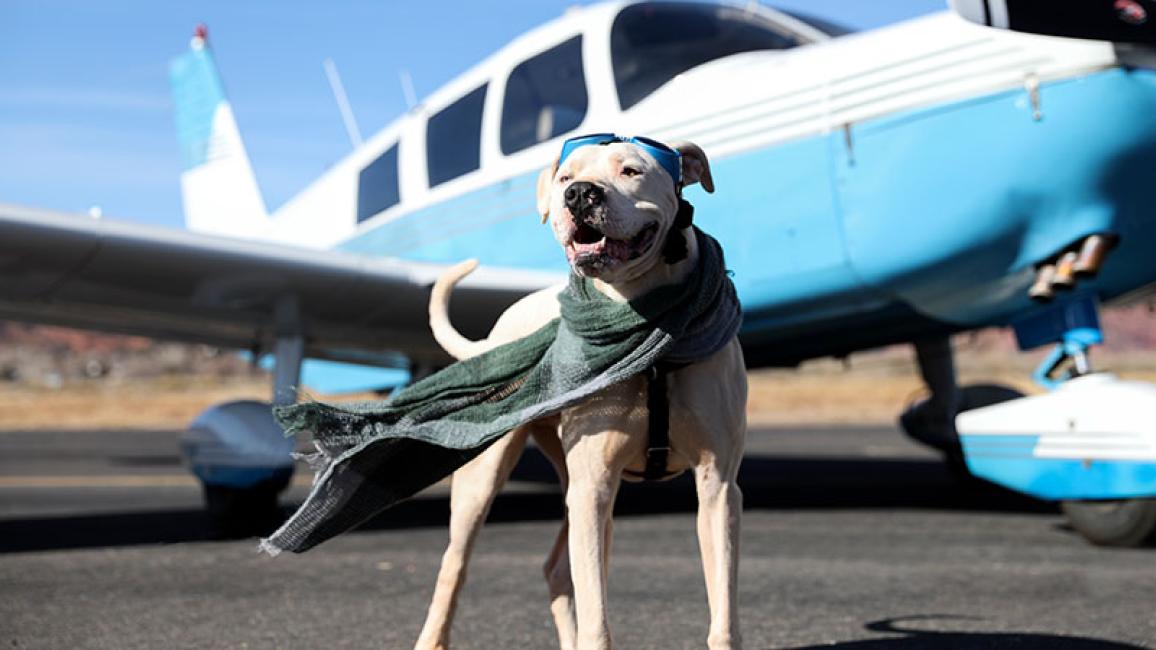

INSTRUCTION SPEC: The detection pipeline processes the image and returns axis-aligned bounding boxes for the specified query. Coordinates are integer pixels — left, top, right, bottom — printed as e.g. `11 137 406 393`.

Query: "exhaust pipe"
1026 233 1116 302
1051 251 1080 291
1029 263 1057 302
1072 234 1114 277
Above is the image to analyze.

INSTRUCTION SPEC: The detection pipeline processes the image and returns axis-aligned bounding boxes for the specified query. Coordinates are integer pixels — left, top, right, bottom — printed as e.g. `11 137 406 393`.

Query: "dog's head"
536 136 713 283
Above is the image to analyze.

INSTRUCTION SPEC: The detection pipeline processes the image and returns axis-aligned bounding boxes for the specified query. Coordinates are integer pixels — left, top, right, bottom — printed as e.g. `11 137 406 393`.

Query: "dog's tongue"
569 237 633 262
604 238 631 260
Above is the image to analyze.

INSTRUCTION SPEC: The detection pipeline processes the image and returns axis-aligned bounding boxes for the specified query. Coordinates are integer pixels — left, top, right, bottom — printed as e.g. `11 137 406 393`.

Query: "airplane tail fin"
169 26 271 239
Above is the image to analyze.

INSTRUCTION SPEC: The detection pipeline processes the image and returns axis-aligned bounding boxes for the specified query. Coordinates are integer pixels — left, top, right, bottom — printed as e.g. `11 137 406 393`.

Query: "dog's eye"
558 174 572 184
621 166 642 178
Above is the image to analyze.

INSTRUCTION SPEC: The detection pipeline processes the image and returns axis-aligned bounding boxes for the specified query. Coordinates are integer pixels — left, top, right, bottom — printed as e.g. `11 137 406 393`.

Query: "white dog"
415 137 746 650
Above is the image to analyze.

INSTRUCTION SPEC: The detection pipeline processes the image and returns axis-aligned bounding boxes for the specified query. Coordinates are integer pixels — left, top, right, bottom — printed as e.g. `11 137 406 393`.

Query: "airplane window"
427 84 488 187
357 143 400 223
612 2 801 110
501 36 588 155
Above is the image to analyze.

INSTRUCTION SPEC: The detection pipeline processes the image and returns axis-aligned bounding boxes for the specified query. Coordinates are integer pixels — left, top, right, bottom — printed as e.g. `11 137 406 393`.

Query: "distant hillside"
939 304 1156 354
1101 304 1156 349
1 304 1152 386
0 323 254 386
0 323 154 353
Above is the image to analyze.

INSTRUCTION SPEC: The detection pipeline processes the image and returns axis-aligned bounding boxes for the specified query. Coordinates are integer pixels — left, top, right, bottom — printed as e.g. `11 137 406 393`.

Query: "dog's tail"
428 259 489 361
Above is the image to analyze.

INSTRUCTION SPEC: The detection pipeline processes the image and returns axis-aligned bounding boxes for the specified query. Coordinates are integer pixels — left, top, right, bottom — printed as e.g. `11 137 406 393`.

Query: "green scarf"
261 228 740 554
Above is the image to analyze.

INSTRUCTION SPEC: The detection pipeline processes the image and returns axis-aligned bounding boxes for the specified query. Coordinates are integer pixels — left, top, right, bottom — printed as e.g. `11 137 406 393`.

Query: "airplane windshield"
612 2 802 110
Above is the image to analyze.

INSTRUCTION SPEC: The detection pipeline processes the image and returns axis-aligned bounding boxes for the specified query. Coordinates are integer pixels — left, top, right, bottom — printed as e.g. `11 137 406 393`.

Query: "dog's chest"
558 371 706 481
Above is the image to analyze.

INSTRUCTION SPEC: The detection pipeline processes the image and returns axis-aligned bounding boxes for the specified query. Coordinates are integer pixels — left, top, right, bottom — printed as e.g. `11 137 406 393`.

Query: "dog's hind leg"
414 424 531 650
531 425 577 650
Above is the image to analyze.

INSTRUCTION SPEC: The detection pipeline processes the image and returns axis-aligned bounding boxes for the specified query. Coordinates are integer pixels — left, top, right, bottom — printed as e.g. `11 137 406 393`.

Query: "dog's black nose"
563 181 605 215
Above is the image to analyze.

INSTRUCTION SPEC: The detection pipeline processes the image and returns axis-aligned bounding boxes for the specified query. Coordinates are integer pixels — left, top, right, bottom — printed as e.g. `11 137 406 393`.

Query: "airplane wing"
0 203 561 367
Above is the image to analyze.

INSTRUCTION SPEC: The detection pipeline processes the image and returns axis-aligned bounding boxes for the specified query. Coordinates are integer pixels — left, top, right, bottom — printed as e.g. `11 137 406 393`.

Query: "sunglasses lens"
629 137 681 184
557 134 681 184
633 136 675 154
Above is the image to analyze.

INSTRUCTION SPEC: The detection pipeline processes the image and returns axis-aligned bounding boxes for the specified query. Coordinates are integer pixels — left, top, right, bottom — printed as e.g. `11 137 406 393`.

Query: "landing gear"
180 325 304 540
1061 499 1156 548
900 338 1022 469
947 295 1156 548
900 337 962 457
201 465 293 539
901 342 1023 476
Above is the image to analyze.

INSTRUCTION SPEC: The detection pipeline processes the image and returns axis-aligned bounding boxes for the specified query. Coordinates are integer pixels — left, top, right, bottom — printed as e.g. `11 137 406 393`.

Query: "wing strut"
272 296 304 406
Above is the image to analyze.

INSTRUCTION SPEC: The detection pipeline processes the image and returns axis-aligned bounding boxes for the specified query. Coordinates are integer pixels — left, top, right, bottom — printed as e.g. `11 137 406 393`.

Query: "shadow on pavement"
781 616 1146 649
0 448 1054 554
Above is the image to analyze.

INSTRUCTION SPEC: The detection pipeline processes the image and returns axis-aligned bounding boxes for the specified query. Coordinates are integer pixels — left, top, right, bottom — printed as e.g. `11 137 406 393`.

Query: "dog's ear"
670 140 714 194
535 156 560 224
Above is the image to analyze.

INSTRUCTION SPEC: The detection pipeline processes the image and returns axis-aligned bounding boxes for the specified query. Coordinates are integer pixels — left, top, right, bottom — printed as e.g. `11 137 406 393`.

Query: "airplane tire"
1061 499 1156 548
901 384 1024 452
901 383 1025 480
957 383 1026 412
202 470 293 540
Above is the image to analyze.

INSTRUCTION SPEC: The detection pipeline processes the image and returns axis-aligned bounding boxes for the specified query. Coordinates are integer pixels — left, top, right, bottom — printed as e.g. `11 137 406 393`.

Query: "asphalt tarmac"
1 424 1153 649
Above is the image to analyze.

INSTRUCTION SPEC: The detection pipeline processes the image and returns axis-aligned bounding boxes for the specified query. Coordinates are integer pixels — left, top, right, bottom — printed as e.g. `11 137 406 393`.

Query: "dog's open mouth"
567 222 659 269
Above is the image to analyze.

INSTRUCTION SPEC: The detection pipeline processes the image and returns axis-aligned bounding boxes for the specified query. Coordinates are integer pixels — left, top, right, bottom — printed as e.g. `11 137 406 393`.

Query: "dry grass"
0 377 273 431
2 351 1155 430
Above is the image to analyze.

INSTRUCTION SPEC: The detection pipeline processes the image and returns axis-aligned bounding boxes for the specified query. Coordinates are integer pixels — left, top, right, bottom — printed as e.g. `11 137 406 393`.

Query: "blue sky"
0 1 946 229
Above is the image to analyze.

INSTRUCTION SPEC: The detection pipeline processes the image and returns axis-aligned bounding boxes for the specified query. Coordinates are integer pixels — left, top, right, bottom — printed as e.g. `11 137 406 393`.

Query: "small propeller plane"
2 1 1155 545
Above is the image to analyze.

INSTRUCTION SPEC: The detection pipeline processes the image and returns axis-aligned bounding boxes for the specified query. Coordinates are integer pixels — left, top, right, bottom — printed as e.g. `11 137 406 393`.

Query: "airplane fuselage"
231 3 1156 366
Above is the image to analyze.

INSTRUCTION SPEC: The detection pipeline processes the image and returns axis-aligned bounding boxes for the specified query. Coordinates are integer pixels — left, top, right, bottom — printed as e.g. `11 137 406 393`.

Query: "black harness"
623 361 685 482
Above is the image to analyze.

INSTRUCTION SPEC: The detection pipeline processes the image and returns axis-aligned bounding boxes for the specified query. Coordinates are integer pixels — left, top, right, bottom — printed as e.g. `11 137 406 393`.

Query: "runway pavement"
1 424 1153 649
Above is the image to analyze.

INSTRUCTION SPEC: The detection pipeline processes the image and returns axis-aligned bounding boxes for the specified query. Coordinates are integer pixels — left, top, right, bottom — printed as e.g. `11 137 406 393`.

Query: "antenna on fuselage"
399 69 418 111
323 58 364 149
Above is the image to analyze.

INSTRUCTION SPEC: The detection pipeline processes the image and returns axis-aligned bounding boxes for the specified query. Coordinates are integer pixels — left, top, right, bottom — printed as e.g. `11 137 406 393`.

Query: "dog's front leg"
694 457 743 650
564 433 623 650
414 425 531 650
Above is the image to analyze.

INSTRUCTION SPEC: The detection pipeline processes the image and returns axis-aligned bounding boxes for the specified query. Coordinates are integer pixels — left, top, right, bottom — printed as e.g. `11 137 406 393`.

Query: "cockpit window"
612 2 801 110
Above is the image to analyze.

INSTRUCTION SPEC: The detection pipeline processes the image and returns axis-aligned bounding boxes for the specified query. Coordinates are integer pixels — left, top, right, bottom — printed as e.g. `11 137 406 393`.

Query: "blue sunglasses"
557 133 682 186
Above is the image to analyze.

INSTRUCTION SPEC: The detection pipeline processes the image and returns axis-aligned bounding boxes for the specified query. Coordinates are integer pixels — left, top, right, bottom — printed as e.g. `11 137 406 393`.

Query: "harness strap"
642 365 672 481
620 361 688 482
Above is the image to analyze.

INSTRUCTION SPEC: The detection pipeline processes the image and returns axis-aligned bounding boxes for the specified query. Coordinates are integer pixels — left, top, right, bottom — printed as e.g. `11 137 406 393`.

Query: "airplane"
2 1 1155 545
